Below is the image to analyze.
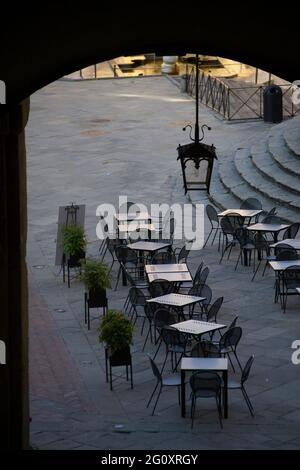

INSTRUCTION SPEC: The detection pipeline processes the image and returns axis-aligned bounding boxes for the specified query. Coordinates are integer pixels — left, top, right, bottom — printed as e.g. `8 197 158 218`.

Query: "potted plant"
62 224 86 267
98 309 134 382
81 257 111 310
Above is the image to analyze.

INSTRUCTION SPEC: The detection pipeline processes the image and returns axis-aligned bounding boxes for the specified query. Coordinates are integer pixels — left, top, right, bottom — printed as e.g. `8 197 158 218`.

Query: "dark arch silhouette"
0 5 299 103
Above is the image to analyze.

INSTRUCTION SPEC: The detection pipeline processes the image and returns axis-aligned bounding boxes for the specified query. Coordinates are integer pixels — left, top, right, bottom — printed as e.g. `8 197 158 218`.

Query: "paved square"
26 76 300 450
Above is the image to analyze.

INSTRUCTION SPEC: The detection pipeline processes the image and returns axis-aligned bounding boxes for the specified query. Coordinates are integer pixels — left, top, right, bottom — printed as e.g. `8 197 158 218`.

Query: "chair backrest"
282 265 300 286
228 315 238 330
119 201 137 213
206 204 219 224
220 326 242 349
199 284 213 306
283 222 300 240
241 355 254 384
220 214 243 236
144 303 156 322
193 262 204 283
240 198 262 210
149 279 174 297
253 233 270 252
149 356 162 383
265 207 277 217
177 246 190 264
198 266 209 286
161 326 187 348
151 251 176 264
129 286 146 306
115 245 137 264
276 248 299 261
154 308 177 330
235 227 253 248
189 371 222 396
190 342 206 357
207 297 224 322
261 215 283 224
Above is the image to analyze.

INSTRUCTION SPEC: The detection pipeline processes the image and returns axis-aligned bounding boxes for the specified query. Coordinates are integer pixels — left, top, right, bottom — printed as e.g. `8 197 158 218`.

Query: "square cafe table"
147 293 206 320
268 259 300 272
180 357 228 418
270 239 300 251
127 241 172 280
171 319 226 336
247 222 291 242
147 271 192 283
218 208 262 224
145 263 189 274
115 211 151 222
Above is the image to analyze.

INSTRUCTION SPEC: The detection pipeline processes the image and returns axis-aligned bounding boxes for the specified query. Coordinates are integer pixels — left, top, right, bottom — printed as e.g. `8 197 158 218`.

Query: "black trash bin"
263 85 283 123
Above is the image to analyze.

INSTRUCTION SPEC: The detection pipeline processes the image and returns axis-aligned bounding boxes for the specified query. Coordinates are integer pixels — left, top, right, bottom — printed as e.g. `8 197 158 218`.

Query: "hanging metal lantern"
177 54 217 194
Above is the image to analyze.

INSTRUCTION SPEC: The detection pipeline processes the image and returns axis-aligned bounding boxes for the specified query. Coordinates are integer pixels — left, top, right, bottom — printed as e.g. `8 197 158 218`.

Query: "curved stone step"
268 130 300 178
209 166 242 211
234 148 300 213
250 140 300 195
218 153 300 223
283 116 300 157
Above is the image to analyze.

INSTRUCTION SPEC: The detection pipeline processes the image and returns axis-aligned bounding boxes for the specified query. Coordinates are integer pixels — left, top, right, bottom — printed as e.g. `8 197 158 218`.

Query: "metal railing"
186 65 300 121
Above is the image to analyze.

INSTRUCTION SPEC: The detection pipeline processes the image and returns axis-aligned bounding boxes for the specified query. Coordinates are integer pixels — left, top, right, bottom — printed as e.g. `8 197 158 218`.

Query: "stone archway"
0 7 299 449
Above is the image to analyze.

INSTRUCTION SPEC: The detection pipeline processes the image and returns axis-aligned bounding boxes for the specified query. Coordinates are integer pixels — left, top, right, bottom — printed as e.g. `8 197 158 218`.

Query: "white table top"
270 239 300 250
269 260 300 271
247 223 291 233
181 357 228 371
118 222 155 232
147 293 206 307
171 319 226 335
145 264 188 274
127 241 171 251
148 272 192 283
218 209 262 218
115 211 151 222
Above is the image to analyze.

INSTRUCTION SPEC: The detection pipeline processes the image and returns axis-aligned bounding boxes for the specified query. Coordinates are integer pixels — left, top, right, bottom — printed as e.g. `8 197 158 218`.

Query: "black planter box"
67 251 85 268
108 346 131 367
88 288 107 308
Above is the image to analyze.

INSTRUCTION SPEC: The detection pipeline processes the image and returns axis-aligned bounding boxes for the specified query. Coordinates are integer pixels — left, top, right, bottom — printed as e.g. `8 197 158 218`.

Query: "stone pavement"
26 76 300 450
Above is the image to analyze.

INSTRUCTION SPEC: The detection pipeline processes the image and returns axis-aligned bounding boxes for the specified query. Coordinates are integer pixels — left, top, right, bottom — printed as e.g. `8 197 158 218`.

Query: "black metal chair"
251 233 275 281
204 204 221 249
189 372 223 429
174 245 190 264
219 214 243 264
146 356 181 416
128 287 147 333
153 308 178 359
280 265 300 312
205 296 224 323
282 222 300 240
261 214 283 224
224 355 255 416
142 303 157 351
203 326 243 373
188 283 212 318
114 245 140 290
240 197 262 210
160 326 188 373
150 251 176 264
234 227 255 271
149 278 175 298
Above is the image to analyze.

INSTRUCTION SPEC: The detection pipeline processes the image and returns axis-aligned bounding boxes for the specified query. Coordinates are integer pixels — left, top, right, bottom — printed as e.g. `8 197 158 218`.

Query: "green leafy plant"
80 258 111 291
98 309 134 353
62 224 86 256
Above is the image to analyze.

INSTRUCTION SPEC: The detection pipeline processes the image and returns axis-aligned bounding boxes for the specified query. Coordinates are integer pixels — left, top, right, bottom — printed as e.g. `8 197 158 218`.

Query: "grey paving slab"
27 76 300 450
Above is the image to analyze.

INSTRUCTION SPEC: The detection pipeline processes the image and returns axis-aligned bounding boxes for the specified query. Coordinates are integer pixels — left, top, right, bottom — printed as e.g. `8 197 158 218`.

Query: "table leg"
274 232 278 243
223 369 228 418
243 248 248 266
181 370 186 418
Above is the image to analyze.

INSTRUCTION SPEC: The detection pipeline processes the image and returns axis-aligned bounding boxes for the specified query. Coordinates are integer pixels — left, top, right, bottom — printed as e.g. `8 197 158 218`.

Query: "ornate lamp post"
177 54 217 194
